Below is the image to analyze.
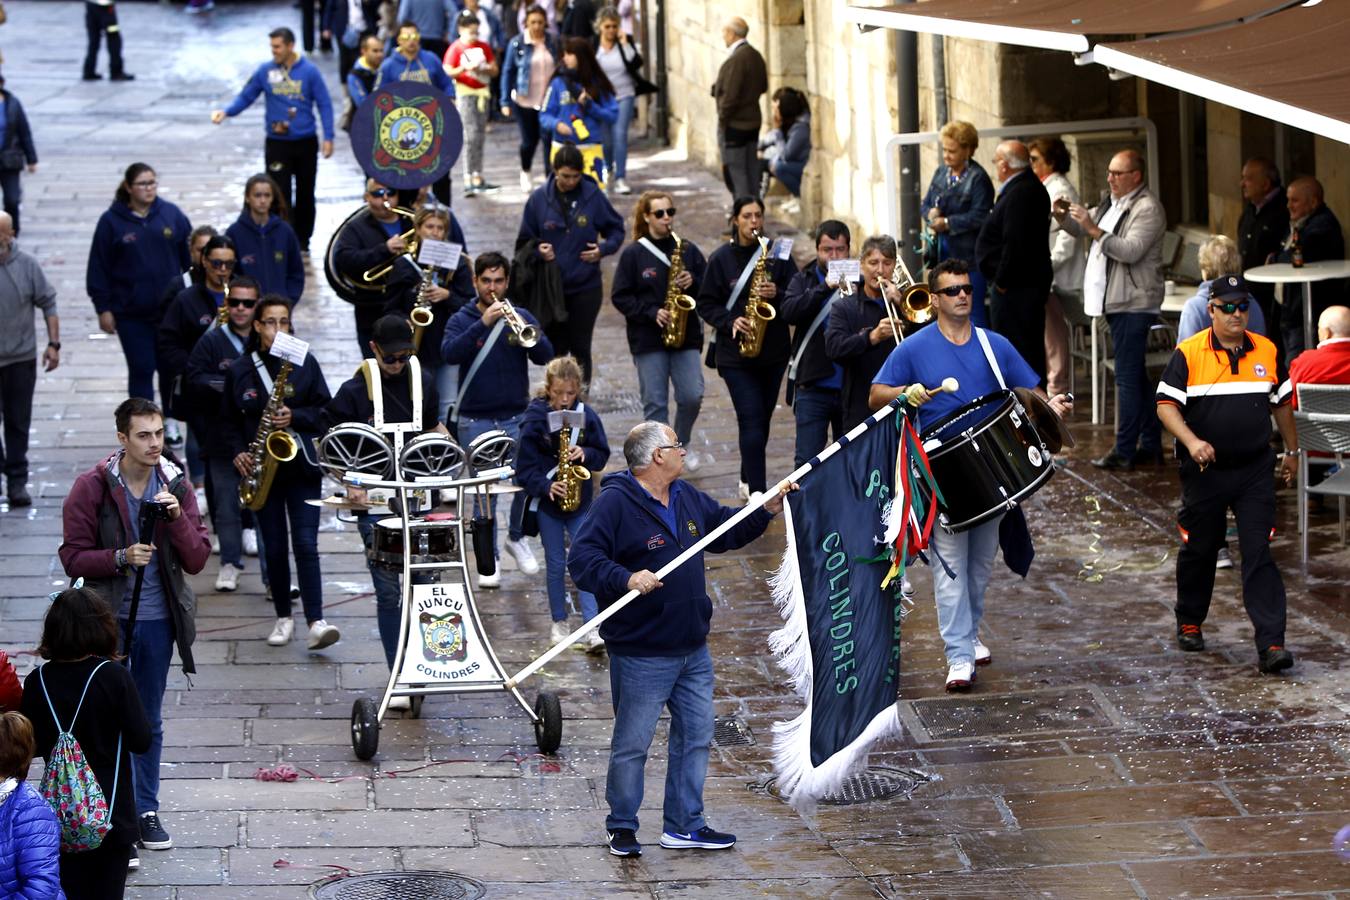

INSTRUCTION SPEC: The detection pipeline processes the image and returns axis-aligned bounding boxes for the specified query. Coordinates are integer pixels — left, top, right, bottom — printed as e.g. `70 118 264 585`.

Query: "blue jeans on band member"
792 384 843 469
357 513 422 669
601 95 635 180
457 413 525 557
633 349 704 446
183 421 206 484
207 456 245 569
1106 312 1162 460
930 515 1002 666
120 616 174 814
255 464 324 621
537 507 598 622
605 645 714 835
719 361 787 494
434 362 459 427
115 318 158 400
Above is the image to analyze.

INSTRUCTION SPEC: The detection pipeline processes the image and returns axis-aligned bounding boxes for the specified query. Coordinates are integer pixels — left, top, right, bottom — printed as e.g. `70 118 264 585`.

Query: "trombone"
361 202 420 283
491 292 539 347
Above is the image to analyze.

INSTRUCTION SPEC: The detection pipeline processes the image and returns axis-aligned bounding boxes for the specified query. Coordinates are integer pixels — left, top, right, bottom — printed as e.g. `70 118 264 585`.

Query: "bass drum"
324 206 387 307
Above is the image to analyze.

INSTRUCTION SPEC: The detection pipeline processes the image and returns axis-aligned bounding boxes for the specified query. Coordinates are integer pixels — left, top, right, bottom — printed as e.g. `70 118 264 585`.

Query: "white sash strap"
974 327 1007 390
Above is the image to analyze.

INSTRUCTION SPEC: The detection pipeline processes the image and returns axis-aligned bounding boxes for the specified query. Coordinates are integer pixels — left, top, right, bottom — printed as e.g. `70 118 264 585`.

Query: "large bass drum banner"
350 82 463 189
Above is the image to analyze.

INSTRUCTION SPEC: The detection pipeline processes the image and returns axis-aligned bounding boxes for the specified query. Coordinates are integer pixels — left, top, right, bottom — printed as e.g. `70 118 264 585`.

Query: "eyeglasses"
657 441 684 452
228 296 259 308
1210 300 1251 314
258 318 290 328
1106 169 1139 178
650 208 676 219
935 284 975 297
206 258 236 269
380 349 414 364
132 180 158 188
369 188 393 198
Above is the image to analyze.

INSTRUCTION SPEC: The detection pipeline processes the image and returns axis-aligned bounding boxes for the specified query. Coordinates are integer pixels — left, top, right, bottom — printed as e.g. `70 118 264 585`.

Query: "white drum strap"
975 327 1007 390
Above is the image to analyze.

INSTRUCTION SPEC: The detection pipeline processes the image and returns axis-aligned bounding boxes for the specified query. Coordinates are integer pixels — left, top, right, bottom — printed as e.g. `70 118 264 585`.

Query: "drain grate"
712 715 754 747
819 766 933 805
311 872 486 900
587 390 644 415
911 687 1111 740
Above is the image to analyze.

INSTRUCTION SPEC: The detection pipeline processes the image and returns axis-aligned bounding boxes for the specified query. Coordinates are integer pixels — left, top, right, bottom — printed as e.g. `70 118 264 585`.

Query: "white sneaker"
945 661 975 692
901 577 916 601
387 695 412 711
215 563 242 592
307 619 341 650
974 638 992 666
211 536 220 555
519 171 532 193
504 538 540 574
477 570 501 589
267 617 294 646
737 481 750 501
583 630 606 654
1215 546 1233 569
242 528 259 556
195 486 208 515
614 177 632 195
550 619 570 645
684 450 702 473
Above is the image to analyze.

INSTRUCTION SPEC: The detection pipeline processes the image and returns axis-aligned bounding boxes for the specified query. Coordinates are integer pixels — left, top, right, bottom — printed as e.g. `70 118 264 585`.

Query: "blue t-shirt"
121 469 169 621
636 477 685 539
378 219 403 238
872 324 1038 435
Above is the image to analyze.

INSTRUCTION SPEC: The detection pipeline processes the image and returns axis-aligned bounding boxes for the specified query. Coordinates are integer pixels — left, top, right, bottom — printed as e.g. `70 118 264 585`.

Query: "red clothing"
1288 338 1350 408
445 39 495 90
0 652 21 711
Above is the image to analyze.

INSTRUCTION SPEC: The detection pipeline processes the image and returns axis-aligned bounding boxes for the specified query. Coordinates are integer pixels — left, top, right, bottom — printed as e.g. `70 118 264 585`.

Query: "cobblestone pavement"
2 3 1348 897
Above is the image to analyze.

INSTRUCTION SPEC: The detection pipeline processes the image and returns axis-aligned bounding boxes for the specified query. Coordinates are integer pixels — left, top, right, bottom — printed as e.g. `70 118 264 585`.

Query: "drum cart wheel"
352 697 380 760
533 691 562 754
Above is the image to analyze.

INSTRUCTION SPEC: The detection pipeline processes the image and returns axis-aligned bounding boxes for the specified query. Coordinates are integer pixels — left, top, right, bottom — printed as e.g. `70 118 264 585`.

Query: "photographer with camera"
57 397 210 862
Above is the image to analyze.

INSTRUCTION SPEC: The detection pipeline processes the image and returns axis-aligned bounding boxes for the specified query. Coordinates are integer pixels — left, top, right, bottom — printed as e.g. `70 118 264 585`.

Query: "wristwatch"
47 342 61 351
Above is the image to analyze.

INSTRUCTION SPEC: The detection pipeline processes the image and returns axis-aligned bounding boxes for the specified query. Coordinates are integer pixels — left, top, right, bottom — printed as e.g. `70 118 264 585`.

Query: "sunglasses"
650 208 676 219
369 188 393 198
935 284 975 297
207 258 236 269
228 297 259 308
1210 300 1251 314
380 350 414 364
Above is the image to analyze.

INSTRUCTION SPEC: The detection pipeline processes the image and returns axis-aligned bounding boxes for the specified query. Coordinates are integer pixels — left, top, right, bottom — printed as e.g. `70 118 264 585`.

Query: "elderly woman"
922 121 993 326
1030 137 1083 396
1177 235 1267 341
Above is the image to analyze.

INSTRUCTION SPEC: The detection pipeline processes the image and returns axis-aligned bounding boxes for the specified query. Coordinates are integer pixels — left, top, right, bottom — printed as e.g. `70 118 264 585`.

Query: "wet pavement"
1 2 1348 897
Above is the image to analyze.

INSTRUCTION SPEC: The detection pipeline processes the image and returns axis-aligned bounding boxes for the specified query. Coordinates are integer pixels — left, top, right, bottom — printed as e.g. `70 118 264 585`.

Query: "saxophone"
737 230 777 358
556 421 591 513
215 281 231 327
409 265 435 351
661 232 697 349
238 360 299 512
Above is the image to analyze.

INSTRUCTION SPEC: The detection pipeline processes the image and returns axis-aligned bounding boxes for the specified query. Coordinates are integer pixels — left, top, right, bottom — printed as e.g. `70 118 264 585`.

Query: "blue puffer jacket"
0 779 64 899
86 197 193 321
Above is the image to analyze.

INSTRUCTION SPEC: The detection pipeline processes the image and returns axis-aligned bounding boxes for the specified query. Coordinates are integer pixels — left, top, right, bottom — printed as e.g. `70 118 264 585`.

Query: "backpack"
37 660 122 853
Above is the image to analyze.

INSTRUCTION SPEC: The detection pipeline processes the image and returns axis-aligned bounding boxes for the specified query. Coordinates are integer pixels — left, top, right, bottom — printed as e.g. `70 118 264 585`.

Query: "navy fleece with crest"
567 470 773 656
86 197 193 320
515 396 610 518
517 174 624 293
226 211 305 302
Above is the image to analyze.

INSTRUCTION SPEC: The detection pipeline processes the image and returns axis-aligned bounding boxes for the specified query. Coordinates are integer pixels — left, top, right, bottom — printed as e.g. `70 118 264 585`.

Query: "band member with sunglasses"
223 295 339 650
869 258 1071 693
185 276 268 594
1156 274 1298 675
333 179 416 356
611 191 708 469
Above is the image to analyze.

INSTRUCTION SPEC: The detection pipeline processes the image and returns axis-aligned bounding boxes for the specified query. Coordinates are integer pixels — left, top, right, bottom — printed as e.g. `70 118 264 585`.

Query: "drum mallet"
904 377 959 406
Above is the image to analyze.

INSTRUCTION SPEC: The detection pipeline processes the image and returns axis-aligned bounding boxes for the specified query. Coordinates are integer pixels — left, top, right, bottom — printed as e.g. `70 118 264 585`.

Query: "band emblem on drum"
1027 445 1043 467
419 610 467 662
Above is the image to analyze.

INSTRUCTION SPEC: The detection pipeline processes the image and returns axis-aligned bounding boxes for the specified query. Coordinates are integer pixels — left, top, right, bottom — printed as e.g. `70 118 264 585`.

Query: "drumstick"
928 377 960 395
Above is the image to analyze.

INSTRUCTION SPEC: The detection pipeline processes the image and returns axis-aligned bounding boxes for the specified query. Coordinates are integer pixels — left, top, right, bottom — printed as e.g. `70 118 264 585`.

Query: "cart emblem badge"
419 611 467 661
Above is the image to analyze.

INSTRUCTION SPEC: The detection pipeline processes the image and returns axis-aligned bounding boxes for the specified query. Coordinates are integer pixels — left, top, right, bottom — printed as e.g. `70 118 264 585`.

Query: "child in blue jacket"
539 37 618 182
0 712 63 900
225 174 305 304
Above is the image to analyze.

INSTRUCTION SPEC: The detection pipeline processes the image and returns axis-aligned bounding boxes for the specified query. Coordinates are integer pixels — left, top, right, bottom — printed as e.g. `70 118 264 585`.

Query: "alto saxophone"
410 265 436 351
238 360 299 512
556 421 591 513
737 230 777 358
216 281 231 327
661 232 697 349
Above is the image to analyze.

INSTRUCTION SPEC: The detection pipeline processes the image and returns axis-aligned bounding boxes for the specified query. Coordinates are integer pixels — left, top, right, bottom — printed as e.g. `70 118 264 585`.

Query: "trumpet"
491 292 539 348
361 202 420 283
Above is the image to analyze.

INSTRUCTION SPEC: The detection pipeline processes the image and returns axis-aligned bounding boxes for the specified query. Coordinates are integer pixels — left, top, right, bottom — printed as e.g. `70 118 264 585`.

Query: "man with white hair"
569 421 792 859
711 17 768 200
1289 305 1350 403
975 140 1053 383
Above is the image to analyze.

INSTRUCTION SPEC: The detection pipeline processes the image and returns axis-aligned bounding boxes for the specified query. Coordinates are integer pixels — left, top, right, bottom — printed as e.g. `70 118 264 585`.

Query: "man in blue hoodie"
211 27 335 253
569 421 792 859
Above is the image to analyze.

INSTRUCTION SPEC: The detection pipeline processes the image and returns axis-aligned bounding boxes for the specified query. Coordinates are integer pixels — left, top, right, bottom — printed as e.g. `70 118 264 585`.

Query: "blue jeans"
719 361 787 493
434 362 459 428
606 646 714 835
602 95 635 179
1107 312 1163 460
207 457 245 568
792 384 843 469
357 514 431 669
115 317 158 400
255 464 324 621
537 507 597 622
930 515 1002 666
633 349 703 446
457 413 525 558
120 616 174 815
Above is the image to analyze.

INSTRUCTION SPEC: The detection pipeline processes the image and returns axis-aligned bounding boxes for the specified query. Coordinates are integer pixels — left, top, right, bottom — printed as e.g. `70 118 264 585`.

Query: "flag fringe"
767 502 811 698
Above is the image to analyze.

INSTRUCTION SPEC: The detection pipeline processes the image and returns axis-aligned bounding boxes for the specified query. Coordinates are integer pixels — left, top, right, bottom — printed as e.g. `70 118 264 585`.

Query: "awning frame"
846 4 1091 53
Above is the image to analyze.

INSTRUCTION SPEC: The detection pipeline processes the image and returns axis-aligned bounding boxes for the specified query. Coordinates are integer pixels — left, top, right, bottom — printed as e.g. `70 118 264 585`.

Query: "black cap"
1211 274 1249 301
372 314 416 355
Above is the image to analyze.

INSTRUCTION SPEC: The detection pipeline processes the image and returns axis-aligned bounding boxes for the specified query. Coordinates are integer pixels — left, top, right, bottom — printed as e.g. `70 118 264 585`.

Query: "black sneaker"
82 72 103 81
127 845 140 870
1258 646 1294 673
139 811 172 850
1177 623 1205 652
110 72 136 81
1091 450 1134 471
7 484 31 507
659 825 736 850
607 828 641 857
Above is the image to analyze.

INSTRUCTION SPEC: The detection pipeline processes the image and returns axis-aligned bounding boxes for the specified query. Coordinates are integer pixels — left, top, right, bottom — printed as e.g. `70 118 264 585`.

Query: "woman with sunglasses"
226 173 305 304
611 191 708 468
87 162 194 400
696 195 797 501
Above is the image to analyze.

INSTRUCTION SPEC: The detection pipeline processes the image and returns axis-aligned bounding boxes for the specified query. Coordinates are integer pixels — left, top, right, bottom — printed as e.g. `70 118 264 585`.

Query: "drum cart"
319 390 562 761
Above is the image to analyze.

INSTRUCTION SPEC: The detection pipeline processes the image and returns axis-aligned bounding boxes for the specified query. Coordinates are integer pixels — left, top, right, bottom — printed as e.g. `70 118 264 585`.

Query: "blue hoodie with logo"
226 211 305 303
224 55 336 141
517 174 624 293
86 197 193 321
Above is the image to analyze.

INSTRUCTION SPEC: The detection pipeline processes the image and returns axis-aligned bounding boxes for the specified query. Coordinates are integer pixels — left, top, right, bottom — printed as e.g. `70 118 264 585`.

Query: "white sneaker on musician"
267 617 294 646
737 481 750 502
550 619 570 645
945 661 975 692
215 563 242 593
974 638 992 666
583 630 606 654
519 170 532 193
211 536 220 555
242 528 259 556
478 570 501 590
614 177 632 195
684 450 702 473
504 537 540 574
195 486 208 515
387 696 412 712
307 619 341 650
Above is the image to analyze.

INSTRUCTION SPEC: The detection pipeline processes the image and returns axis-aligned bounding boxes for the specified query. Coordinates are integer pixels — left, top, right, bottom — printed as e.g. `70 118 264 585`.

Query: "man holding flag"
568 422 793 858
870 258 1071 692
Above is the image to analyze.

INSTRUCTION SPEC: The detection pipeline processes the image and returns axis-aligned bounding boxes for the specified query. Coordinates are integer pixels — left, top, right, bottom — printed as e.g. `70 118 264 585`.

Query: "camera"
139 500 171 534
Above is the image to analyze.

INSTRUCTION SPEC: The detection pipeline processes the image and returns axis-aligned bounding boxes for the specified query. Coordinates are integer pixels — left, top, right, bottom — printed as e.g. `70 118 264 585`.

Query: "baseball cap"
1211 274 1249 301
372 314 417 356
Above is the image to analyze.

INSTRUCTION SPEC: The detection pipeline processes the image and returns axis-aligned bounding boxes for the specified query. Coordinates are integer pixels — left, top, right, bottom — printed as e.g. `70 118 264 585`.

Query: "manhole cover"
819 766 932 805
712 715 754 747
910 687 1111 740
311 871 486 900
587 390 643 415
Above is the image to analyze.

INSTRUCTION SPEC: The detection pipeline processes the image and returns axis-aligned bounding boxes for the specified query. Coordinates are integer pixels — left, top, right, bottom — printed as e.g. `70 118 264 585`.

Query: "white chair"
1293 383 1350 565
